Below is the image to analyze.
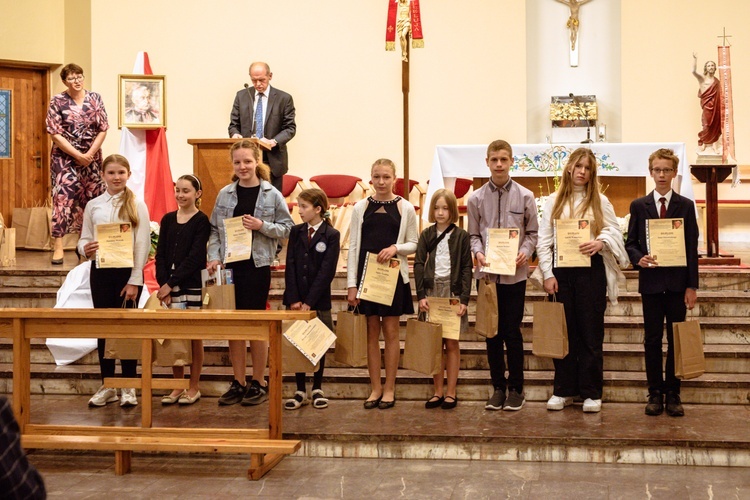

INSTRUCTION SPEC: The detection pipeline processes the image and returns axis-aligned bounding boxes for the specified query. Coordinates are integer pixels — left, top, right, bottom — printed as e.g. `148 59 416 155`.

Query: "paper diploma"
283 317 337 366
428 297 461 340
223 216 253 264
481 227 520 275
95 222 134 269
554 219 591 268
357 252 400 306
646 218 687 267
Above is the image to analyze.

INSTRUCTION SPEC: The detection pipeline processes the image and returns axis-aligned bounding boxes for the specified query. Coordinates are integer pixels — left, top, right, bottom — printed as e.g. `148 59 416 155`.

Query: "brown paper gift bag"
44 208 79 250
334 309 368 367
104 299 143 360
282 332 319 374
140 292 193 367
1 228 16 267
532 296 569 359
401 314 443 375
674 319 705 380
26 205 50 250
475 278 498 338
201 284 236 310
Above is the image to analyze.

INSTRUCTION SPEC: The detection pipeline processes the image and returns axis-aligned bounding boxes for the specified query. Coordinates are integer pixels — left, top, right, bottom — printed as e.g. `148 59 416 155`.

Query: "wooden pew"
0 308 315 480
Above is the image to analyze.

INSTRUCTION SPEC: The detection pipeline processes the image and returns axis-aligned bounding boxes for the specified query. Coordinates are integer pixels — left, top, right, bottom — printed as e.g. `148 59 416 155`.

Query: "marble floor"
14 394 750 498
30 452 750 499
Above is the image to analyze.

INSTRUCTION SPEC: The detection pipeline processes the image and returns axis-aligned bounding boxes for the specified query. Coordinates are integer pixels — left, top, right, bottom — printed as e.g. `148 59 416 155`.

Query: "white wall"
88 0 528 185
526 0 621 144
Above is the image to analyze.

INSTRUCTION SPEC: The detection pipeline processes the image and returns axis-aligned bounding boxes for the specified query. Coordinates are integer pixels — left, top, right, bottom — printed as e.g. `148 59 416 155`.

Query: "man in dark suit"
229 62 296 192
625 148 699 418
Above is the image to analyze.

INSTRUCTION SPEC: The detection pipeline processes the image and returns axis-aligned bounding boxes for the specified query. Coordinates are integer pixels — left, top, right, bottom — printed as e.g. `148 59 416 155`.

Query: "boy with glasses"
625 148 699 417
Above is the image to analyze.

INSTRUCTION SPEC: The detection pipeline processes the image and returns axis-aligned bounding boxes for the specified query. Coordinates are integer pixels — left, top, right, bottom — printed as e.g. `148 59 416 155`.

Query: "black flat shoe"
425 395 444 409
363 396 382 410
441 396 458 410
378 399 395 410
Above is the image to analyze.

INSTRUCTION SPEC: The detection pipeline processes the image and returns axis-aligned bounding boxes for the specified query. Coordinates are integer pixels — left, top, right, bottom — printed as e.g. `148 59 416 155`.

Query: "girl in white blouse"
77 154 150 408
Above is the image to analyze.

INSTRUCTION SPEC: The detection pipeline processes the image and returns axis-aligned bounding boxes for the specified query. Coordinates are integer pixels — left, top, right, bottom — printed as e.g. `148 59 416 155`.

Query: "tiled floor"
30 452 750 499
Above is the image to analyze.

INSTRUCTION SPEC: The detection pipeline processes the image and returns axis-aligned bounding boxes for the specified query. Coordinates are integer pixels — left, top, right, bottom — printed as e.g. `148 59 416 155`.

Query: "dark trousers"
485 280 526 393
551 254 606 400
294 309 332 391
641 291 685 395
89 265 142 381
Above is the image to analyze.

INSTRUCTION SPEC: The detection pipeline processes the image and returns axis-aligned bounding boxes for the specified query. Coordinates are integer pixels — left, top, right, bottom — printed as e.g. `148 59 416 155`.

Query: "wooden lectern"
690 163 739 265
187 138 271 214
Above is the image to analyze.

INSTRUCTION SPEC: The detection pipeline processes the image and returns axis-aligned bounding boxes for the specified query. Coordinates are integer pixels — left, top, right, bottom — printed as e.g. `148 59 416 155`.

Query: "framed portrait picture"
118 75 166 129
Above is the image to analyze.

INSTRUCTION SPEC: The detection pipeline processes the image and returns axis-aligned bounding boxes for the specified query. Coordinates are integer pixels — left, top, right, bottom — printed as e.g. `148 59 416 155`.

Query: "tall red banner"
717 46 735 168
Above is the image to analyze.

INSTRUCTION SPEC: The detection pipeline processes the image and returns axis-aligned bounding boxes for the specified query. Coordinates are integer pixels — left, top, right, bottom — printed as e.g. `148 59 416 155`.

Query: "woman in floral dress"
46 63 109 264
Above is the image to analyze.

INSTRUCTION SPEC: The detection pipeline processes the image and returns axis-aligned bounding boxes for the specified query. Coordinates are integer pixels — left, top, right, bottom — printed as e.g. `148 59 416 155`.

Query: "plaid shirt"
0 397 46 499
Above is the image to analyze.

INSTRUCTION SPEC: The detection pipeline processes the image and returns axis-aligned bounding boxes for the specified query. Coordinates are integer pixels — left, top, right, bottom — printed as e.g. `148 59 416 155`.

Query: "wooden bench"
0 308 315 480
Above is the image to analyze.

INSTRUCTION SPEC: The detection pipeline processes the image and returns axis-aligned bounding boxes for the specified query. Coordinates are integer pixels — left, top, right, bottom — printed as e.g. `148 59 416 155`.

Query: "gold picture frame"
118 74 166 129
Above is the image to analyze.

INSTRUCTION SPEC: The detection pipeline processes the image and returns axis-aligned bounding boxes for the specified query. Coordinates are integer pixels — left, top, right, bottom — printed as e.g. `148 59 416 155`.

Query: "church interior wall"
3 0 749 243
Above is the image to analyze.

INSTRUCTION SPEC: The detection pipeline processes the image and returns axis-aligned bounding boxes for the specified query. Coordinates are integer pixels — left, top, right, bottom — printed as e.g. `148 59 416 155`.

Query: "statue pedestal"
690 163 741 265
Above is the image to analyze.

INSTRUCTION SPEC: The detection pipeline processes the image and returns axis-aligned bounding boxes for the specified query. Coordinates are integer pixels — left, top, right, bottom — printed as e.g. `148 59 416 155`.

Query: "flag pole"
402 38 410 199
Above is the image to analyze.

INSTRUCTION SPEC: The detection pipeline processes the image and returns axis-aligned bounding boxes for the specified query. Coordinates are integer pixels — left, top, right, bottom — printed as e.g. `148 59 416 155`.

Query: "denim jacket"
207 180 293 267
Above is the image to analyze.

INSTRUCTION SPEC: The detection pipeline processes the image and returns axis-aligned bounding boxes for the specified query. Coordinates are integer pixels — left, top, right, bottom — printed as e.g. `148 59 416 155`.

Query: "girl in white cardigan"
347 159 418 410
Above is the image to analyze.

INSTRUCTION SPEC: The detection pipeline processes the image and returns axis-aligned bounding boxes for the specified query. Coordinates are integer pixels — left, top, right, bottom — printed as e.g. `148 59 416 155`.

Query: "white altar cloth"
425 143 692 218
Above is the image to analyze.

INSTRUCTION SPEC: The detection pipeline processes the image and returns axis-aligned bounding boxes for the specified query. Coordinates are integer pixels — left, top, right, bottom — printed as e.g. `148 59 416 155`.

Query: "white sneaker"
120 388 138 407
583 398 602 413
546 395 574 411
88 386 118 407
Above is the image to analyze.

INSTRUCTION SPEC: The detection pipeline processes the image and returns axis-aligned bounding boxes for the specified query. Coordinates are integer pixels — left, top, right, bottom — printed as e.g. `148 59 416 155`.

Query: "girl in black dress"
155 174 210 405
347 159 418 409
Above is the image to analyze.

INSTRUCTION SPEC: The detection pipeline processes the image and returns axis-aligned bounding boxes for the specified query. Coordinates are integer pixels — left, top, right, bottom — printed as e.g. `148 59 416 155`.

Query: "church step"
4 264 750 291
6 340 747 375
22 395 750 468
267 269 750 293
1 363 748 405
268 289 750 318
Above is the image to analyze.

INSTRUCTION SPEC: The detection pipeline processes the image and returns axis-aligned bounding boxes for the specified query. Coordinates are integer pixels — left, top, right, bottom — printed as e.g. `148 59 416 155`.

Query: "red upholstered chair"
281 174 305 212
309 175 369 207
453 177 474 228
393 178 426 231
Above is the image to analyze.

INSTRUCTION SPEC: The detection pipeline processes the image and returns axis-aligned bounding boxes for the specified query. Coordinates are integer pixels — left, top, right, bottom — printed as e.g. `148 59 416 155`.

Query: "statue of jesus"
692 53 722 153
554 0 592 51
396 0 411 62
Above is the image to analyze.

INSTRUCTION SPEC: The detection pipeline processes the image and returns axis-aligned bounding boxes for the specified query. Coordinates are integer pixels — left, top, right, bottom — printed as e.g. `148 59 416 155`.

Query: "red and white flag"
120 52 177 222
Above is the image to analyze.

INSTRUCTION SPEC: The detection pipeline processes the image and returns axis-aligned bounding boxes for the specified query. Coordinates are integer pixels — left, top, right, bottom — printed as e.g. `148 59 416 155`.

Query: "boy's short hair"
648 148 679 171
428 188 459 224
486 139 513 158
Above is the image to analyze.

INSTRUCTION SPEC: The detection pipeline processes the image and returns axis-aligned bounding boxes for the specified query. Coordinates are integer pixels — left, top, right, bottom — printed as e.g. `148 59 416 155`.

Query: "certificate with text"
553 219 591 268
428 297 462 340
357 252 400 306
646 218 687 267
283 317 337 365
95 223 134 269
481 227 519 276
223 216 253 264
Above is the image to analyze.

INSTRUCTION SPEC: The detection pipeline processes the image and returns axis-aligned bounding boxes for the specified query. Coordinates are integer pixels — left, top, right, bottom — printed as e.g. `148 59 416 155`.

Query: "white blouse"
77 191 151 286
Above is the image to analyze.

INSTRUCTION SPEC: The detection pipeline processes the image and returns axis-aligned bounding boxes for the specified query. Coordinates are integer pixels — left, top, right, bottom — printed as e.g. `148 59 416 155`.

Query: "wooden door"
0 66 50 226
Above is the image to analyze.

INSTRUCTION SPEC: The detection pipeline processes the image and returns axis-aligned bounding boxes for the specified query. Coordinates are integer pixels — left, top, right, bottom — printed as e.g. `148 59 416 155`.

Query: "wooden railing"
0 308 315 480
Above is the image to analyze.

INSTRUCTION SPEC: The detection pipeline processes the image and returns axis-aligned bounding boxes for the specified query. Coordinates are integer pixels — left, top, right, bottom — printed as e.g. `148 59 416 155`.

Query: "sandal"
311 389 328 409
284 391 309 410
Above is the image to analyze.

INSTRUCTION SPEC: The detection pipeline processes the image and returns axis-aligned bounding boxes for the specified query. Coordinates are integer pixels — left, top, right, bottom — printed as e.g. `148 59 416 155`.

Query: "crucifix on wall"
554 0 593 67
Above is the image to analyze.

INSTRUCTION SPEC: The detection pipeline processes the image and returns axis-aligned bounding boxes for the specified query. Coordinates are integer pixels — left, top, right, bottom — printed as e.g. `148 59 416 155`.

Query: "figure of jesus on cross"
555 0 592 51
